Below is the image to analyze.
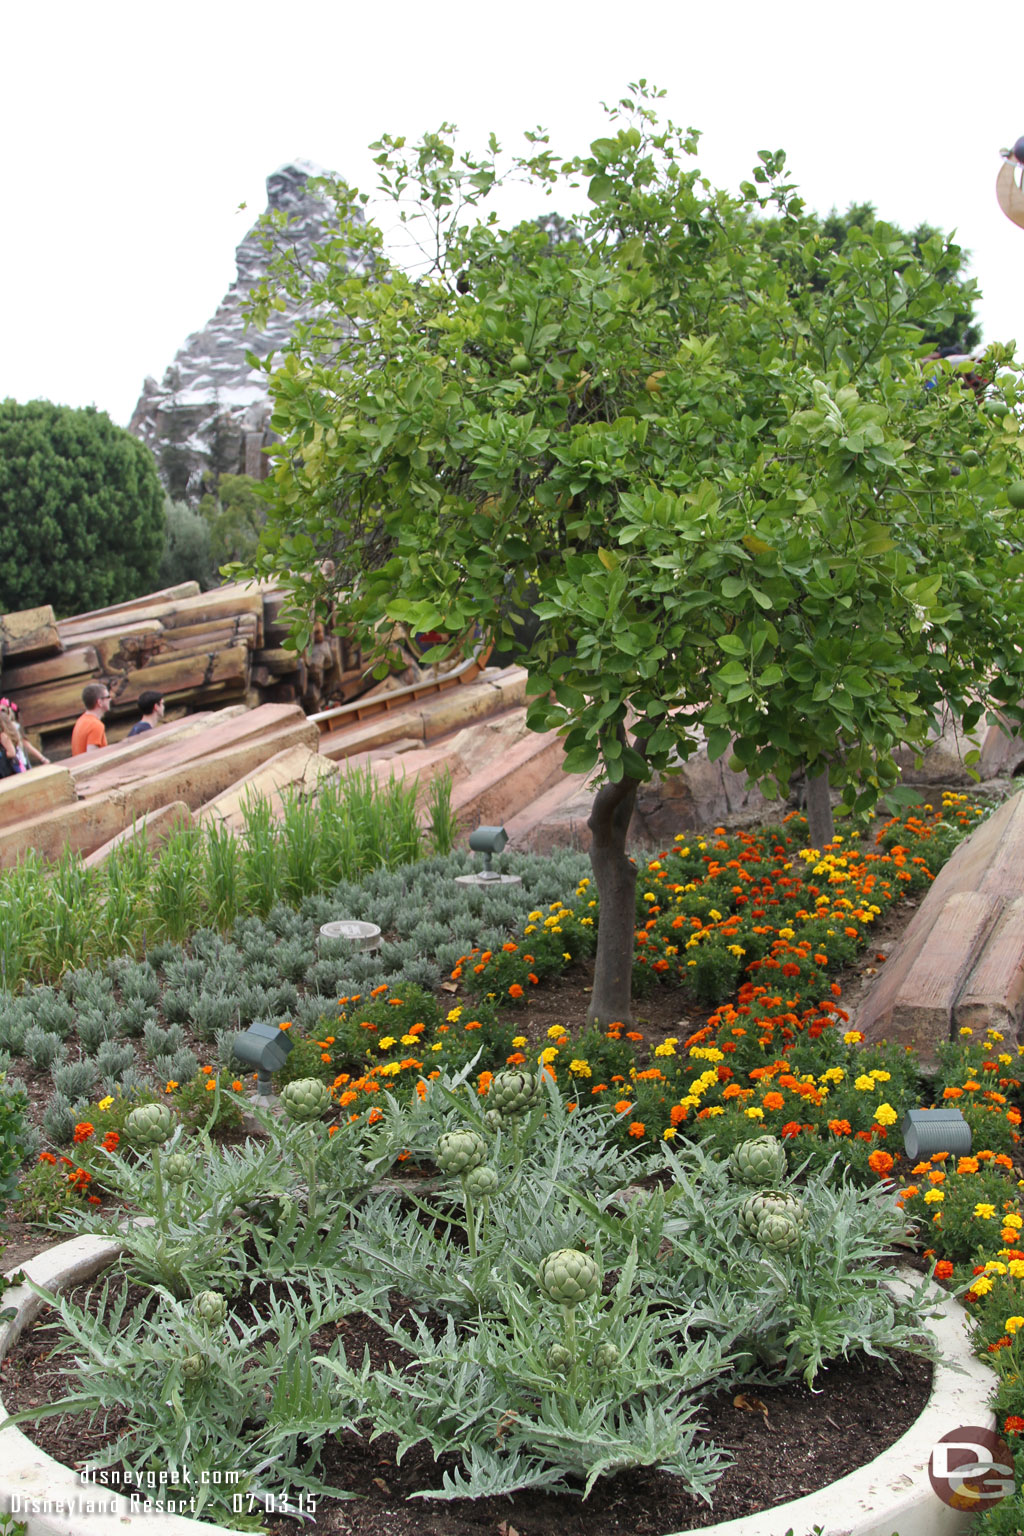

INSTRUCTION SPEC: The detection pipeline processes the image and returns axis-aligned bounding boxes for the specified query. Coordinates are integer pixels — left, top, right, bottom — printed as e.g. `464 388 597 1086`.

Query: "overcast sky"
5 0 1023 428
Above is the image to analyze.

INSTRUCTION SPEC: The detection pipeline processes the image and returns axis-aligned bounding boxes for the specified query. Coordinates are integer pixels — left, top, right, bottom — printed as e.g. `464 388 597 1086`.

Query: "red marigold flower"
933 1260 954 1281
101 1131 119 1153
72 1123 94 1143
780 1121 802 1138
38 1151 57 1164
1004 1415 1024 1435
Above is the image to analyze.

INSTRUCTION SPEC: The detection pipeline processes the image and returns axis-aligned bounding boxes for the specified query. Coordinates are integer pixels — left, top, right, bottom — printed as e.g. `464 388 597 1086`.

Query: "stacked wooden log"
0 583 374 757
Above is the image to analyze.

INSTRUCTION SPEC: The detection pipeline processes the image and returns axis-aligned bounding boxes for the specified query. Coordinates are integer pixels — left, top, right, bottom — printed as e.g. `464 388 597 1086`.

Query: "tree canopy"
243 83 1024 1023
0 399 165 616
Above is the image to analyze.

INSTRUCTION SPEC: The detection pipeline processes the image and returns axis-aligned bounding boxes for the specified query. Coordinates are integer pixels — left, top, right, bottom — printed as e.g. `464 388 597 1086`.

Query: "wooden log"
0 718 320 867
55 583 200 634
197 746 339 832
66 706 248 782
251 647 305 676
83 802 193 869
0 606 61 662
58 584 265 646
108 644 251 705
955 895 1024 1039
91 625 165 671
0 763 77 831
73 703 314 795
0 647 99 692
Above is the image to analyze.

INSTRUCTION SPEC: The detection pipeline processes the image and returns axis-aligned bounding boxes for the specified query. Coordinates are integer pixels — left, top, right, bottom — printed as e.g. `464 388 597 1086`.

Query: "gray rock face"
129 161 356 499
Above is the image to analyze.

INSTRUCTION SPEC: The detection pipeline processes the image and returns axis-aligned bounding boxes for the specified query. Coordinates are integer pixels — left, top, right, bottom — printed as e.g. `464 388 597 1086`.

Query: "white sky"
4 0 1023 428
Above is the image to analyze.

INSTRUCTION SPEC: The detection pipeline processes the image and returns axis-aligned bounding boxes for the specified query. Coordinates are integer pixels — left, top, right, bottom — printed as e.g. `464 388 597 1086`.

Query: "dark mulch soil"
0 1267 933 1536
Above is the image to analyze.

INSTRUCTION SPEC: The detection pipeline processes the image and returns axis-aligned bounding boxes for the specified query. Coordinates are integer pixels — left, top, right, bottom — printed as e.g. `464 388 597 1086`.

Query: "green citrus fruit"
1007 481 1024 509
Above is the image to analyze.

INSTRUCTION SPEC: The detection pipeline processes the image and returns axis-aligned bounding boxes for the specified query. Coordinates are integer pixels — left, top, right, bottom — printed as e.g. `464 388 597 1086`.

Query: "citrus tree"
243 83 1024 1024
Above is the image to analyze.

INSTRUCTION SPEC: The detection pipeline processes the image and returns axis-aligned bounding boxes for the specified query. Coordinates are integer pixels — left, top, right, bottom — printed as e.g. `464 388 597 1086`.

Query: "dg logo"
929 1425 1015 1511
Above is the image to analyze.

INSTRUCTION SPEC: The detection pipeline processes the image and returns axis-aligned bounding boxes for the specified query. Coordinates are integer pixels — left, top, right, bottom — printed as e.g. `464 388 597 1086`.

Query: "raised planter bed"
0 1238 997 1536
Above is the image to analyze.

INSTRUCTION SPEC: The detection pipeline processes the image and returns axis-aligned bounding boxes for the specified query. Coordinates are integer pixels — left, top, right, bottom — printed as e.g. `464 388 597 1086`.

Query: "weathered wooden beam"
0 606 61 663
0 763 77 830
0 646 99 692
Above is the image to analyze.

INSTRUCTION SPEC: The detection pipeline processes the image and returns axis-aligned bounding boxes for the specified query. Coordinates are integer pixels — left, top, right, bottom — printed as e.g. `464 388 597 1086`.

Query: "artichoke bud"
754 1211 803 1253
280 1077 331 1123
482 1108 505 1132
125 1102 176 1149
163 1152 191 1185
730 1134 788 1187
488 1068 541 1118
180 1352 207 1381
435 1128 488 1177
546 1342 573 1371
193 1290 227 1328
740 1189 806 1238
539 1247 601 1305
463 1163 500 1199
594 1341 620 1369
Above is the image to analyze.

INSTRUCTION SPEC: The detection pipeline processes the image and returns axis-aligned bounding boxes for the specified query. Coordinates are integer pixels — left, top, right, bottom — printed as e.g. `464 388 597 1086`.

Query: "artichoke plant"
546 1342 573 1371
594 1340 620 1369
280 1077 330 1123
487 1069 541 1118
125 1102 176 1149
730 1134 788 1187
193 1290 227 1328
180 1352 207 1380
435 1129 488 1177
538 1248 601 1306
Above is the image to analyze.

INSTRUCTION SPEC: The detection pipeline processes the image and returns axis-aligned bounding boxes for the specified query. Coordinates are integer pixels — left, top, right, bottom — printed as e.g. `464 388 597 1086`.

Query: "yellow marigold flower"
869 1070 891 1082
745 1107 765 1120
654 1041 677 1057
984 1261 1007 1275
663 1126 677 1140
923 1189 945 1204
843 1030 865 1044
689 1046 724 1062
1007 1263 1024 1280
98 1096 114 1111
854 1075 877 1092
1006 1316 1024 1334
547 1024 566 1039
727 945 746 957
430 1042 444 1052
165 1081 179 1093
401 1034 419 1045
378 1036 396 1051
959 1027 974 1037
539 1047 559 1064
568 1059 592 1077
778 927 795 940
704 1105 725 1117
974 1203 997 1220
379 1062 402 1077
972 1276 994 1295
512 1036 526 1048
819 1068 844 1084
874 1103 898 1126
1003 1213 1023 1230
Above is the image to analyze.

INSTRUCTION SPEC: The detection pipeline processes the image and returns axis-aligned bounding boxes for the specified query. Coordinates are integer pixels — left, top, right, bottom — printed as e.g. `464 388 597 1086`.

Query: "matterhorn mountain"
129 161 356 500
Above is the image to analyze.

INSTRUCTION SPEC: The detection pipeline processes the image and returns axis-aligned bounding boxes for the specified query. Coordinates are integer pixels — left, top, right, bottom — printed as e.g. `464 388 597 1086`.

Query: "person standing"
127 690 165 737
70 683 111 755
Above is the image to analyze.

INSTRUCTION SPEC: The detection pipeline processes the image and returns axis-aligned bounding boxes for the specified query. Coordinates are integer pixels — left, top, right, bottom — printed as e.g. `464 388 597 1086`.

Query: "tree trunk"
586 773 639 1027
805 767 834 849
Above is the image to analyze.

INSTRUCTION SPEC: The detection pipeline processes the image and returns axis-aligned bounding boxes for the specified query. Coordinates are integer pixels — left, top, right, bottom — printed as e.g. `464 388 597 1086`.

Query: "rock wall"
129 162 357 500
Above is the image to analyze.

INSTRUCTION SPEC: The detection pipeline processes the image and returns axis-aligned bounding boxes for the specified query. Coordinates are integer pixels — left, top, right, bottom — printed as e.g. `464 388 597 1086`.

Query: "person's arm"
23 739 49 765
0 730 17 776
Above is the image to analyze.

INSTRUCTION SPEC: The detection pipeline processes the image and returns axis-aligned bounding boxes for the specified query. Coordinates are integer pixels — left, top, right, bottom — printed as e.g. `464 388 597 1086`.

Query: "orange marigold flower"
626 1031 644 1043
828 1119 852 1136
507 1052 526 1065
867 1150 894 1176
38 1151 57 1164
942 1086 963 1099
205 1080 216 1091
231 1080 243 1092
933 1259 954 1280
100 1131 119 1153
507 984 524 999
367 1107 383 1125
277 1021 293 1031
614 1099 633 1115
762 1092 785 1112
502 942 519 953
72 1123 94 1143
627 1122 645 1139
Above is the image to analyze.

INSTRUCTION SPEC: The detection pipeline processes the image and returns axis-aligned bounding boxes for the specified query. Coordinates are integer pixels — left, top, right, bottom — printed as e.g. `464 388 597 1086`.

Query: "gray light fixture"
232 1020 295 1099
901 1107 972 1161
468 824 508 880
319 919 382 954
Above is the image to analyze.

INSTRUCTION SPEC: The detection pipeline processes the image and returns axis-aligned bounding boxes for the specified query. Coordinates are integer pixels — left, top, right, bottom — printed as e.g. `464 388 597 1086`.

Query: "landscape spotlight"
468 824 508 879
232 1020 294 1099
901 1107 972 1161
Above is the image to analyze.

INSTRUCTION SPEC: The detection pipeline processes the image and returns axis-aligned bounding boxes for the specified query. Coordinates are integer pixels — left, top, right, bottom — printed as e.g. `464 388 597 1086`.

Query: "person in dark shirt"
127 691 165 737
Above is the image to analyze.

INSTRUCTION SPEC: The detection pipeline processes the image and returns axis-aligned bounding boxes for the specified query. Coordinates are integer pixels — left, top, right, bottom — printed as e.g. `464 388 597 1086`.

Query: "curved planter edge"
0 1240 998 1536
